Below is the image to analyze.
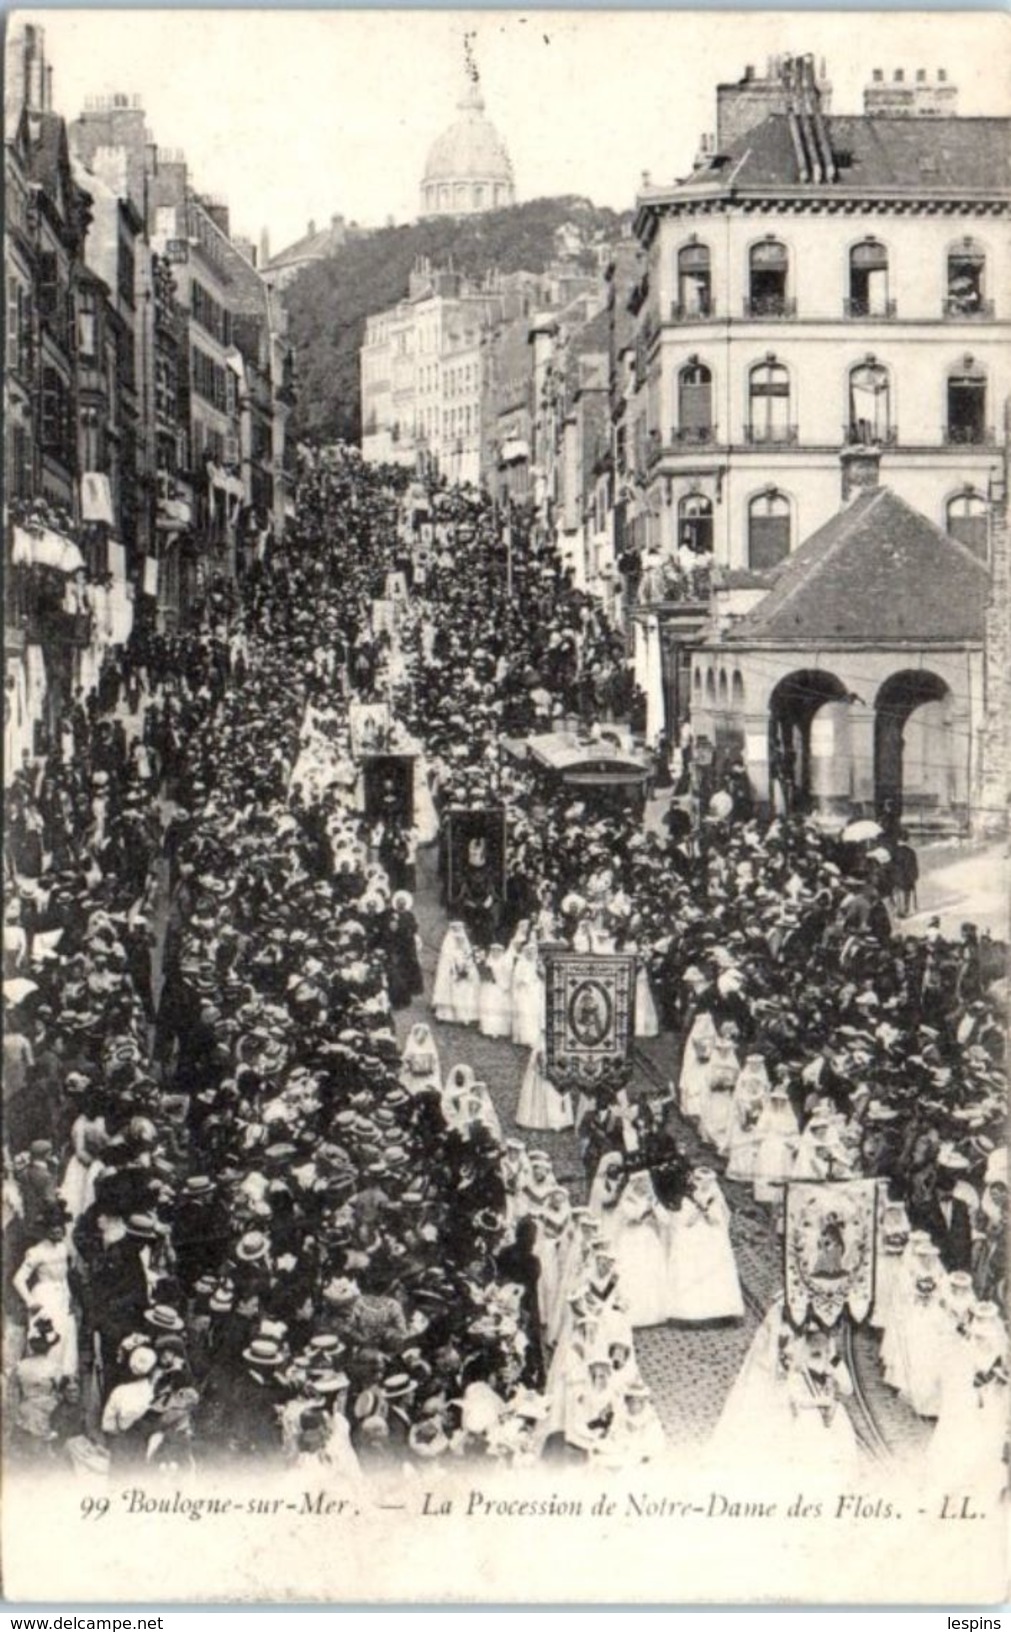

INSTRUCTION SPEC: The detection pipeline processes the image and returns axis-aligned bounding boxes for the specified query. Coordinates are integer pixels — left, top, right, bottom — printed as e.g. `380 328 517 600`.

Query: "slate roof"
683 113 1011 196
723 486 990 646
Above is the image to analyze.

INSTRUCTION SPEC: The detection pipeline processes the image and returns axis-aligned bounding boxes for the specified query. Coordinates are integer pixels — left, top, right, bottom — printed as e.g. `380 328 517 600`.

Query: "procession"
3 446 1007 1497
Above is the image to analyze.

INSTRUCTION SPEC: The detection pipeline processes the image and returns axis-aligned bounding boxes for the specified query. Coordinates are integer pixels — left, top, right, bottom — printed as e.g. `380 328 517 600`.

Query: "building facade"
419 51 515 221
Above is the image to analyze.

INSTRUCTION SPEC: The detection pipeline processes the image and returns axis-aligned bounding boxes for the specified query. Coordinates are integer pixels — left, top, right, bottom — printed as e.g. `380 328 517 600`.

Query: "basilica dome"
420 75 515 219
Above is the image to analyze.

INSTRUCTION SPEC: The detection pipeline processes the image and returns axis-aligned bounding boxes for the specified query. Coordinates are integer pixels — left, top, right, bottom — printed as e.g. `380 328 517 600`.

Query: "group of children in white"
416 910 1007 1484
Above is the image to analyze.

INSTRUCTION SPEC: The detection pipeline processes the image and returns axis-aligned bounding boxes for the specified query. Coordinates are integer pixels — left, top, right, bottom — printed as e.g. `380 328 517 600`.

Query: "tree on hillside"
282 197 628 446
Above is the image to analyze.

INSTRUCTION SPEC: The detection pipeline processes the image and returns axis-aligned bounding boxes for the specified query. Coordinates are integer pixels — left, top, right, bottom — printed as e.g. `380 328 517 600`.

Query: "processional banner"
362 753 415 827
372 598 396 638
445 807 508 908
543 952 636 1098
349 701 392 759
784 1178 877 1329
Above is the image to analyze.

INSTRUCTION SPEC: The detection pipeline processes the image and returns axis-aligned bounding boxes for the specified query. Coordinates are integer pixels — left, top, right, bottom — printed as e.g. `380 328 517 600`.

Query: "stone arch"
768 668 851 816
874 669 962 830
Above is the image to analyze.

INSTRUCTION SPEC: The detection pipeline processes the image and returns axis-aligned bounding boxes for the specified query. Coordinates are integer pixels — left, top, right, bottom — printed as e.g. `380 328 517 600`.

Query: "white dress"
633 958 659 1040
412 761 440 846
610 1177 668 1330
59 1113 107 1220
781 1360 861 1486
588 1154 626 1250
511 947 545 1050
400 1024 442 1095
478 947 514 1039
700 1038 740 1153
724 1057 770 1184
665 1179 744 1322
432 923 480 1025
516 1049 574 1132
752 1091 799 1205
679 1011 717 1121
927 1317 1009 1506
13 1239 79 1379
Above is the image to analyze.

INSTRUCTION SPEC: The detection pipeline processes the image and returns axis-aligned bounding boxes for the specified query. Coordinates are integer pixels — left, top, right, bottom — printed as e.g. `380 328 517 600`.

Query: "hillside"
281 196 628 446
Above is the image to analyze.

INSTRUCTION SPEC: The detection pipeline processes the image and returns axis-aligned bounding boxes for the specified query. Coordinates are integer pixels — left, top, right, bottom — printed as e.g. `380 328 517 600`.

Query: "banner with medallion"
784 1178 877 1329
543 952 636 1098
362 753 415 827
445 807 508 909
372 598 397 638
349 701 392 760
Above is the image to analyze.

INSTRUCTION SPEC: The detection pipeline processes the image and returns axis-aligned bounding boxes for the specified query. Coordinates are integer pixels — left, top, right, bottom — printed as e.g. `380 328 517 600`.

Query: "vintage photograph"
2 7 1008 1606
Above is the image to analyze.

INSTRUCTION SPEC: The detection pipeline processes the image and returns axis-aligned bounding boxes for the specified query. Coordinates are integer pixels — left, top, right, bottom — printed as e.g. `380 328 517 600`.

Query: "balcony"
943 297 995 320
844 423 898 447
743 295 796 320
744 424 799 446
843 297 897 319
670 425 719 447
943 424 995 446
670 298 716 322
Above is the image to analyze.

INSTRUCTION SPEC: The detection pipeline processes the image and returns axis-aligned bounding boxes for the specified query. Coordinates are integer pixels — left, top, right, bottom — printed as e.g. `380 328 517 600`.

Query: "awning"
80 472 115 526
499 438 530 466
12 526 85 574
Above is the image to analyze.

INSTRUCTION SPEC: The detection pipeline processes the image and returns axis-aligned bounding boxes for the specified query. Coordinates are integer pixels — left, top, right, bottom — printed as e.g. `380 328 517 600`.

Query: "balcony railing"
844 297 897 319
670 425 719 446
943 424 995 446
743 295 797 319
744 424 799 446
844 423 898 447
943 297 995 319
670 298 715 322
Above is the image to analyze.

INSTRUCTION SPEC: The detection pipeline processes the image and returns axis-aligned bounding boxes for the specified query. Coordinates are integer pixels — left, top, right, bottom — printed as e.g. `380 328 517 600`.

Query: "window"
77 306 96 360
748 489 791 570
676 361 713 442
848 361 891 445
848 240 892 317
747 240 792 317
946 363 987 444
747 360 793 443
676 243 712 318
946 490 988 559
678 493 713 555
946 240 989 317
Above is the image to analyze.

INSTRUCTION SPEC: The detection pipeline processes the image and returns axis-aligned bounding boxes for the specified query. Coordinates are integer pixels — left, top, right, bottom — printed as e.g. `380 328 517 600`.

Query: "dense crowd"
2 447 1006 1487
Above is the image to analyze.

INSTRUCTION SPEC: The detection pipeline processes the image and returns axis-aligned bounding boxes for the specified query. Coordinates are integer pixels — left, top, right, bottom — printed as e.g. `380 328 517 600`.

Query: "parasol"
708 790 733 820
4 978 38 1005
841 819 883 843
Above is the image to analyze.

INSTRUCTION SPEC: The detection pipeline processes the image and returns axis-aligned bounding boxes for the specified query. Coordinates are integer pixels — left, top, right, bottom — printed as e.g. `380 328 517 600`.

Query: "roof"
683 113 1011 196
525 731 650 776
267 219 347 272
423 80 512 186
722 486 990 646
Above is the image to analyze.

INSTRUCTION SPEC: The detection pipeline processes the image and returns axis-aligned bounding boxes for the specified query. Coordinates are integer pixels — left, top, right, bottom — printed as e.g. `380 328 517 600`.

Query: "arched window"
748 360 793 444
473 185 485 210
676 243 712 318
748 490 791 571
678 492 713 556
946 489 989 559
694 668 702 693
946 238 989 317
718 670 728 705
732 671 746 706
946 360 987 445
676 361 713 442
747 239 791 317
848 361 892 445
848 240 891 318
705 669 716 703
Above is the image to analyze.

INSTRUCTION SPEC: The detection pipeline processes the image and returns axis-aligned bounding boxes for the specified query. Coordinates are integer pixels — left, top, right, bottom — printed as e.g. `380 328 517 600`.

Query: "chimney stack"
840 444 882 504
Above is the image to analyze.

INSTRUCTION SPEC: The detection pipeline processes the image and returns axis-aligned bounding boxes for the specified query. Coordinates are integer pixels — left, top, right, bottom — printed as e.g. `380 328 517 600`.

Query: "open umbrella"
4 978 38 1006
841 819 883 843
709 790 733 820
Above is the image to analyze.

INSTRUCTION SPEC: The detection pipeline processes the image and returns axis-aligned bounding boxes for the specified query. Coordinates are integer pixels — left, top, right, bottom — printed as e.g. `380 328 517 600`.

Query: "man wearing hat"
909 1148 974 1274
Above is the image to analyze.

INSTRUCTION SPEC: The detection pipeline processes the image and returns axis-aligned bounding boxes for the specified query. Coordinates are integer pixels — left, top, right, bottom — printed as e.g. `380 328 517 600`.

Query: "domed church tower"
419 34 515 219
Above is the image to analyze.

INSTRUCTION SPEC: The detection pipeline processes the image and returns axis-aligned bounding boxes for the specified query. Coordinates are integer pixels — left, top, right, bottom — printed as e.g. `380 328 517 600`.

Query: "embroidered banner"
362 753 415 827
349 701 392 760
784 1178 878 1329
543 952 636 1097
446 807 508 909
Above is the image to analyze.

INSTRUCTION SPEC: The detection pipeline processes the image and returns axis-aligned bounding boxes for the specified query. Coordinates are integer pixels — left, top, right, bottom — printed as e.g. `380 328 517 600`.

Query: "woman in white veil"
587 1151 626 1249
399 1022 442 1095
707 1294 794 1474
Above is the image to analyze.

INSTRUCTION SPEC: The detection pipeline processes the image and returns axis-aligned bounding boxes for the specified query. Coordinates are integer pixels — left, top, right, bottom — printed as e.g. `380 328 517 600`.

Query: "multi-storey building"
624 51 1010 751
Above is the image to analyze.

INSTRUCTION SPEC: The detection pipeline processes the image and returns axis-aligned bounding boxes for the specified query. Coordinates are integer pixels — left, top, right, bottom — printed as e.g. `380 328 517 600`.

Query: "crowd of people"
2 445 1006 1491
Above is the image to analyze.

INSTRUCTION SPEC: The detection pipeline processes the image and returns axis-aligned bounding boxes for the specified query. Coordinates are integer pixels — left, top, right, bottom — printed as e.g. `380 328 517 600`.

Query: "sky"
15 9 1010 254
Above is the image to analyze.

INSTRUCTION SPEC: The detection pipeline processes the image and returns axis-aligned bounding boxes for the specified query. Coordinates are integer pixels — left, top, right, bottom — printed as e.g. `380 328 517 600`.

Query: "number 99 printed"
80 1495 110 1519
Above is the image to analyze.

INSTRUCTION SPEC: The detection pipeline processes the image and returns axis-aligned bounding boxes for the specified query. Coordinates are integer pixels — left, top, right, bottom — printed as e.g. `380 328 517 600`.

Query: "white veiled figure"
679 1010 717 1121
545 1310 601 1440
886 1241 949 1416
664 1168 744 1323
708 1295 795 1473
432 920 479 1024
588 1151 626 1250
478 944 514 1039
780 1327 861 1486
535 1191 575 1340
412 760 440 845
752 1084 800 1205
516 1047 574 1133
725 1054 771 1184
868 1200 911 1332
609 1169 668 1330
627 943 659 1039
927 1302 1008 1506
880 1229 933 1388
510 940 545 1050
399 1022 442 1096
441 1063 477 1131
700 1033 740 1153
606 1383 669 1467
460 1080 503 1144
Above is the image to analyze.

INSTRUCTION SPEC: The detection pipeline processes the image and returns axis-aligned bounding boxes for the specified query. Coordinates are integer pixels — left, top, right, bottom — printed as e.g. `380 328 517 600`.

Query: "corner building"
630 55 1010 574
